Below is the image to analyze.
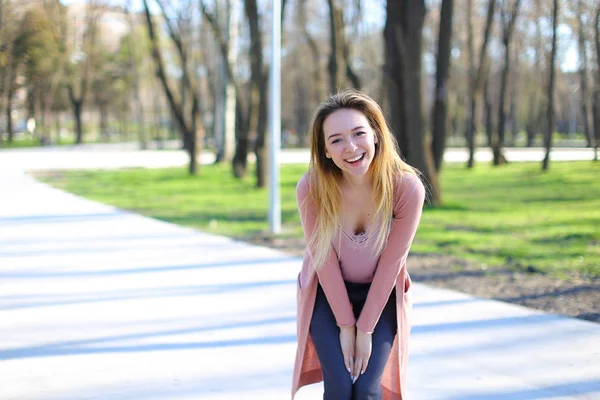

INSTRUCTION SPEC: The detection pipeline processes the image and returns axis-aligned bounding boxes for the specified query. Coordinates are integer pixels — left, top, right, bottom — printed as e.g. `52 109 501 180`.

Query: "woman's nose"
345 139 357 151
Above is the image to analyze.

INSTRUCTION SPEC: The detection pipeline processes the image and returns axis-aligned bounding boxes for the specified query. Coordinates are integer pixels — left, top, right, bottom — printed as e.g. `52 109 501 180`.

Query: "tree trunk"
526 93 536 147
594 5 600 160
543 0 558 171
493 0 520 165
55 113 62 144
466 0 497 168
327 0 346 93
254 73 268 188
125 0 147 150
5 60 15 143
143 0 200 174
384 0 433 200
431 0 454 174
233 100 249 178
484 72 494 147
202 0 249 177
99 103 109 141
577 0 593 148
244 0 268 188
70 94 84 144
300 0 324 106
493 44 510 165
214 0 237 164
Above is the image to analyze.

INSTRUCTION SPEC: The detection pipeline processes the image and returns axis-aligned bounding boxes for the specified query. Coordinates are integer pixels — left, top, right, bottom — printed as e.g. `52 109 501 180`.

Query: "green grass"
39 161 600 278
0 136 77 149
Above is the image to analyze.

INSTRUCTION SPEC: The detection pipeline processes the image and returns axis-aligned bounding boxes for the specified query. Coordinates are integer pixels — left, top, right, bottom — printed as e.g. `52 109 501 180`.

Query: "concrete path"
1 155 599 399
0 144 595 171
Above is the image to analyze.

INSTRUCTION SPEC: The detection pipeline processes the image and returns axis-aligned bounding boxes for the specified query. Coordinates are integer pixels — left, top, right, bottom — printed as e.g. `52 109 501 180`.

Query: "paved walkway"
0 144 595 171
0 153 599 399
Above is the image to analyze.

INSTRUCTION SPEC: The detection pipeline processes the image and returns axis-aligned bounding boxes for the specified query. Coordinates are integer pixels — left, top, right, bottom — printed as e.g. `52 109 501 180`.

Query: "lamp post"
268 0 281 234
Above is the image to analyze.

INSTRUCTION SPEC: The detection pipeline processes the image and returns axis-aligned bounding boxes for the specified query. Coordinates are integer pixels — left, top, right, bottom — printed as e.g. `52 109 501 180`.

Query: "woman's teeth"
346 154 364 163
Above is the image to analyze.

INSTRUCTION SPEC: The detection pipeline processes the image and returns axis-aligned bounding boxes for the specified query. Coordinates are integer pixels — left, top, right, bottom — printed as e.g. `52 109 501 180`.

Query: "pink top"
296 171 425 334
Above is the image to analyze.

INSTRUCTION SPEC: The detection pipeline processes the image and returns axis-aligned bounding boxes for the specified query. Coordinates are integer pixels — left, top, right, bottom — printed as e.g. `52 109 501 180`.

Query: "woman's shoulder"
296 171 313 200
393 171 426 205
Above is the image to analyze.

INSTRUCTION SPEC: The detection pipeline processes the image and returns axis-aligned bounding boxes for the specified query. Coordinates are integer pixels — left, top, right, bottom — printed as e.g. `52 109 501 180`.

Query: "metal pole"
269 0 281 234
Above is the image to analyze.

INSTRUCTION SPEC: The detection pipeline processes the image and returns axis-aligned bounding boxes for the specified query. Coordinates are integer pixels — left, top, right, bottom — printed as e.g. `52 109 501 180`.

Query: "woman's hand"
353 328 372 383
339 325 356 380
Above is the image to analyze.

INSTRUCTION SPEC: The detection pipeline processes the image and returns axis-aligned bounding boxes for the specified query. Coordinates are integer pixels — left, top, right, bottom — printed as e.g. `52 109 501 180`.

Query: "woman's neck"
342 172 373 192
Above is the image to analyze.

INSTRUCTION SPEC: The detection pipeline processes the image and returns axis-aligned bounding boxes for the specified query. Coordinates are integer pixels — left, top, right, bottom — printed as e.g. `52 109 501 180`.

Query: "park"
1 0 599 399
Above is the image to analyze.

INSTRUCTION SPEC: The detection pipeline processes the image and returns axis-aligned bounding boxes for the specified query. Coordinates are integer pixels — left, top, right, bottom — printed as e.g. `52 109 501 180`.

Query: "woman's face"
322 108 378 179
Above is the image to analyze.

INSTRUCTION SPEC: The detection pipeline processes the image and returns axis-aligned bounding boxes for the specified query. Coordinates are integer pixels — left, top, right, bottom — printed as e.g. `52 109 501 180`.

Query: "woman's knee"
352 378 381 400
323 374 353 400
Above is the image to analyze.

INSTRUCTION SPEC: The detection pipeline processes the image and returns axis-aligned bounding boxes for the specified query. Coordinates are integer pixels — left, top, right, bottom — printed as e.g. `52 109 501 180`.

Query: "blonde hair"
304 89 418 271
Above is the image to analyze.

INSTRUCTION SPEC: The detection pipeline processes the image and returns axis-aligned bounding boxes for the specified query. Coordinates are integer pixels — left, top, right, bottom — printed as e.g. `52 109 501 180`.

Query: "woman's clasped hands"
339 325 373 384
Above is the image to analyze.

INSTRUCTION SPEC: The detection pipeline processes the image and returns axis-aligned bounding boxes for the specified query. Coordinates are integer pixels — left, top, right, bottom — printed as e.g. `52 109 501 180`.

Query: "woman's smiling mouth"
345 153 365 164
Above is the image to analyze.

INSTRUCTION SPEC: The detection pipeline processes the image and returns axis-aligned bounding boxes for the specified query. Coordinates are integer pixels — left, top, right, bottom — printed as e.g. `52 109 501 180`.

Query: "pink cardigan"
292 172 425 399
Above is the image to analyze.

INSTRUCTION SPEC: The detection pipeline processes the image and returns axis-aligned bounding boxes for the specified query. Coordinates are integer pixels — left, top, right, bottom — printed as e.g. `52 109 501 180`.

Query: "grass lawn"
0 137 76 149
39 161 600 278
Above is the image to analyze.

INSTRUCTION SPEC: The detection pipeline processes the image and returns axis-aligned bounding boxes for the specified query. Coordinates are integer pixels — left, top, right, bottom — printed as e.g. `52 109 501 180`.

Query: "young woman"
292 89 425 400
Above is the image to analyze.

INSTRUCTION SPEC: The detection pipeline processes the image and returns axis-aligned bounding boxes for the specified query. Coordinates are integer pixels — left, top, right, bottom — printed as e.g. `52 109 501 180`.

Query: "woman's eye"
356 131 366 136
331 139 341 144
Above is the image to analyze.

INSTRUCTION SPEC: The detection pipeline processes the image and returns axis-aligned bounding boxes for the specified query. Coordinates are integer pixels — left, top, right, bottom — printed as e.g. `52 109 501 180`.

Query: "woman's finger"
360 357 369 375
344 355 352 375
352 357 362 382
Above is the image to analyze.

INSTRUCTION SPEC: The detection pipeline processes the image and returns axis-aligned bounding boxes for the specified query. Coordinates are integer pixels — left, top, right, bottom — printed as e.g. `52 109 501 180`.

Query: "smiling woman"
292 89 426 400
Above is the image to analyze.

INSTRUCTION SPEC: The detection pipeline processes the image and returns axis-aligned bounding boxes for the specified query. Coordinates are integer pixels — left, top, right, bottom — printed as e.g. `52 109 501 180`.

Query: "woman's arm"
356 173 425 334
297 174 355 327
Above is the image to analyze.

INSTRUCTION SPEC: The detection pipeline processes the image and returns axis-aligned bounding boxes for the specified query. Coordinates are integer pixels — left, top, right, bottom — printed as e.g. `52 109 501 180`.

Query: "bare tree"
327 0 345 93
384 1 432 196
202 1 251 178
594 3 600 160
142 0 203 174
525 0 544 148
243 0 269 188
577 0 593 148
466 0 497 168
492 0 521 165
484 68 494 147
431 0 454 175
125 0 147 150
66 0 98 144
326 0 361 93
542 0 558 171
300 0 324 106
211 0 237 164
0 0 18 144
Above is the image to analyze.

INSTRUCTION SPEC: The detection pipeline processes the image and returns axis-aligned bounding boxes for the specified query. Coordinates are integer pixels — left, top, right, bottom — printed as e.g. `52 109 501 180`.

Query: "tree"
465 0 497 168
594 3 600 160
14 5 64 145
492 0 521 165
384 1 432 196
431 0 454 174
326 0 361 93
210 0 237 164
142 0 204 175
542 0 558 171
66 0 98 144
202 0 251 178
125 0 147 150
243 0 269 187
577 0 593 148
0 0 19 144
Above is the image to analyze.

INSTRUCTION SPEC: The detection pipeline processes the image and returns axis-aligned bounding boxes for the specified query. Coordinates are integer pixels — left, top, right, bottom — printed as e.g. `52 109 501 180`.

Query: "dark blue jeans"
310 281 397 400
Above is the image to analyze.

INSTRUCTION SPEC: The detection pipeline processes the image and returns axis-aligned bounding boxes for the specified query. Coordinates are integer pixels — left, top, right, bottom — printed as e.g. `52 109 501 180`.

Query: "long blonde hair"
304 89 418 271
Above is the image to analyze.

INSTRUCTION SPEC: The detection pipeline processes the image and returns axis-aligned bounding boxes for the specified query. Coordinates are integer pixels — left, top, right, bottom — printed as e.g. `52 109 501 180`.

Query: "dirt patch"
243 235 599 324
